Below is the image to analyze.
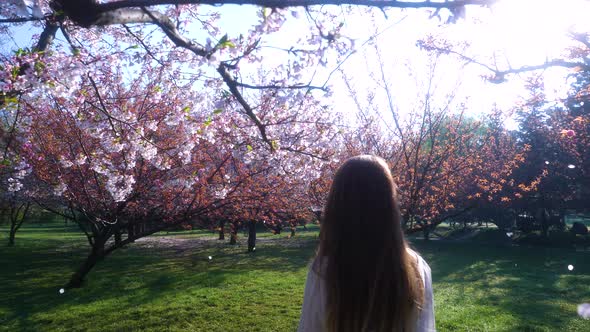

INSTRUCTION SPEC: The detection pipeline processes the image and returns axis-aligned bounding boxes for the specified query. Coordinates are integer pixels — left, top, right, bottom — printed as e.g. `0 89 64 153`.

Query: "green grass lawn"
1 223 589 331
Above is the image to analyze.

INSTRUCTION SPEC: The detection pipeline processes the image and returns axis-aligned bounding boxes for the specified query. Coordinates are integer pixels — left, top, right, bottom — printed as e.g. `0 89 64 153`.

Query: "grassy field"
1 223 589 332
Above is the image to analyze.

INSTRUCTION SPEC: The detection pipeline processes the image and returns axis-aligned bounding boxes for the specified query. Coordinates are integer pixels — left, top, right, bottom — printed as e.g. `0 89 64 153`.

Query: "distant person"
298 155 435 332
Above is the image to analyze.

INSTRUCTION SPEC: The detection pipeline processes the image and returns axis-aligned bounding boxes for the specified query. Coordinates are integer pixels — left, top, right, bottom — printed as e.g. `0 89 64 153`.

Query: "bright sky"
324 0 590 129
210 0 590 130
5 0 590 130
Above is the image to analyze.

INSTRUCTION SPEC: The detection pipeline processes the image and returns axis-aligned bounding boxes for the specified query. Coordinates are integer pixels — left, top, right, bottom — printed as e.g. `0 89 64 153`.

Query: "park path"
134 234 314 253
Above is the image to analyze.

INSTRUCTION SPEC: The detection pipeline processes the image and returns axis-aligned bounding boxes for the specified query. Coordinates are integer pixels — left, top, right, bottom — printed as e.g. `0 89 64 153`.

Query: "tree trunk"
540 209 549 238
247 220 256 252
66 242 106 288
8 227 16 247
290 226 296 238
229 222 237 245
114 226 122 246
218 219 225 240
7 202 30 247
423 226 430 241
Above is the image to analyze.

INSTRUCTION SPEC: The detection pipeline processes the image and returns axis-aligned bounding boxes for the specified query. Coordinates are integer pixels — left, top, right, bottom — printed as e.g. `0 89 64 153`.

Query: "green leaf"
218 34 228 45
34 61 45 73
271 140 278 150
216 34 235 49
246 145 253 152
204 117 212 127
1 159 11 166
4 96 18 105
183 106 191 113
11 66 20 79
14 48 28 57
213 109 223 115
221 40 235 49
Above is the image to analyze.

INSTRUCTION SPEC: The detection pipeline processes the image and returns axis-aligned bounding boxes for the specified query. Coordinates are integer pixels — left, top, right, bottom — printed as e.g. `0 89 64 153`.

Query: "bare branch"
420 43 589 83
217 63 273 149
0 16 44 24
123 24 166 66
280 146 329 161
235 81 328 91
139 7 208 56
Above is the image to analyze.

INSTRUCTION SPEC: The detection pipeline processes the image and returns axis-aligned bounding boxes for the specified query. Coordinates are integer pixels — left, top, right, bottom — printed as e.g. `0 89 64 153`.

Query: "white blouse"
297 249 436 332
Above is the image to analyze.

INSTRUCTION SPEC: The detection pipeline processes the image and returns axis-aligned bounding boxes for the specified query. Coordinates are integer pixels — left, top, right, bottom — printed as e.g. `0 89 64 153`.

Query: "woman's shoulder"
406 247 431 274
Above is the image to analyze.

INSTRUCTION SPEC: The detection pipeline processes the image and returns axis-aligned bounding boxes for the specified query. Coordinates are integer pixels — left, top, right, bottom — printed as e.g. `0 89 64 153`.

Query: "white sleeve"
416 258 436 332
298 266 325 332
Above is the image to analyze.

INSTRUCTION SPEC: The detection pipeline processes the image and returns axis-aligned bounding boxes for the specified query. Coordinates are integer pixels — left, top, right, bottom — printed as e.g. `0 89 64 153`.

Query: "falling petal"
578 303 590 319
506 232 513 237
568 164 576 169
59 288 65 294
568 265 574 271
208 256 212 260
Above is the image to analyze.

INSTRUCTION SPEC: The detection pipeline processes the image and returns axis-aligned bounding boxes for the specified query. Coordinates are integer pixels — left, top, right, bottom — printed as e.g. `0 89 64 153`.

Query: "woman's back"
298 249 435 332
297 155 436 331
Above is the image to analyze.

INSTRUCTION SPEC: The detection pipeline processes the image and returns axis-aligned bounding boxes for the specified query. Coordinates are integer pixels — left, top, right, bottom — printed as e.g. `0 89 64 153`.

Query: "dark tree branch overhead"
34 0 493 28
35 21 59 52
0 16 44 23
0 1 492 25
92 0 493 11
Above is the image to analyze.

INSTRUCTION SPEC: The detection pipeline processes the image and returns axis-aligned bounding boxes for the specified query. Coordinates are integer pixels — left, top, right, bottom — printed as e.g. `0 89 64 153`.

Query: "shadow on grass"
2 224 588 331
0 228 318 331
412 240 590 330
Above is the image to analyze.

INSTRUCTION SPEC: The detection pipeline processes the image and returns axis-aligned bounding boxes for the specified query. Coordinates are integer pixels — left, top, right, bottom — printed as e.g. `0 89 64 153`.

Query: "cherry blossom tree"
0 43 335 285
338 45 530 238
506 38 590 236
6 0 579 283
0 82 37 246
0 0 355 286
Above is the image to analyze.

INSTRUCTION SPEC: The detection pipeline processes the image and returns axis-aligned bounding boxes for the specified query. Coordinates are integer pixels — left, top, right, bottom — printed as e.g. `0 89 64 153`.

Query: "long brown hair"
316 155 424 332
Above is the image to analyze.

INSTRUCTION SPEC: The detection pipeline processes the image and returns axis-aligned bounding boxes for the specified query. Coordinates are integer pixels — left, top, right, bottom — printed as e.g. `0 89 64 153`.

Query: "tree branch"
280 146 329 161
35 21 59 52
420 41 590 83
51 0 492 27
217 63 273 149
0 16 44 24
98 0 492 11
235 81 328 92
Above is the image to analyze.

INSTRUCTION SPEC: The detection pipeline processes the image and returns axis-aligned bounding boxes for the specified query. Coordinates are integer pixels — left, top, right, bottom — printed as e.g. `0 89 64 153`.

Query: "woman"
298 155 435 332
